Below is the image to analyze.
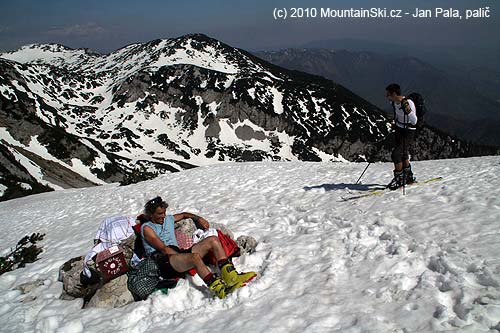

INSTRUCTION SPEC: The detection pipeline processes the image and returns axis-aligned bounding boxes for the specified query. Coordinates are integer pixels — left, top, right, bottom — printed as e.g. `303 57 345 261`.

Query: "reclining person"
141 196 256 299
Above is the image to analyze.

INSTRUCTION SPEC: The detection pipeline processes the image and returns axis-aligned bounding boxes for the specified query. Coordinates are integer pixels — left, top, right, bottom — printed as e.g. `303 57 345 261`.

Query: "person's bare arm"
173 212 209 230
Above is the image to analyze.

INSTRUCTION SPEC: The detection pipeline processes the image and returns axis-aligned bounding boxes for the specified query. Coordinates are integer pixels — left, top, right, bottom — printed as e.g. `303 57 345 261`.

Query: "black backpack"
404 92 427 129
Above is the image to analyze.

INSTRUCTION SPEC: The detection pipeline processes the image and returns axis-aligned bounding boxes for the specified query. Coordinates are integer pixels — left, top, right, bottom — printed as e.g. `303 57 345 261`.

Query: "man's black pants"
391 126 415 163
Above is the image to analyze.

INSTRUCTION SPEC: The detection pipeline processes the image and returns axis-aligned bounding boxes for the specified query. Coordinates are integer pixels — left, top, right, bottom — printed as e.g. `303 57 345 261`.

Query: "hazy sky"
0 0 498 68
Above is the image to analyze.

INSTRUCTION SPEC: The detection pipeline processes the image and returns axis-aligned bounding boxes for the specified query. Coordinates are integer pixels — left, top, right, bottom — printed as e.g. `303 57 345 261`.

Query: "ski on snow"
340 177 443 201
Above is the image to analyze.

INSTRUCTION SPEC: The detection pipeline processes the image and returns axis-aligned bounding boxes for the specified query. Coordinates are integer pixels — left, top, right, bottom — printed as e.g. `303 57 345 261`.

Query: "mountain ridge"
0 34 496 201
254 47 500 146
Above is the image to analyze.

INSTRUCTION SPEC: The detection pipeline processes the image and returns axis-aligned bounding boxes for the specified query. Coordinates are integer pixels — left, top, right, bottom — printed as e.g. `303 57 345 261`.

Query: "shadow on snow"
303 183 385 192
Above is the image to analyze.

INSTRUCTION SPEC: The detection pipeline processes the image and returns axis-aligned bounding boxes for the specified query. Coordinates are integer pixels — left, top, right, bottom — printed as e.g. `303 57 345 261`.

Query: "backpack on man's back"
404 92 427 129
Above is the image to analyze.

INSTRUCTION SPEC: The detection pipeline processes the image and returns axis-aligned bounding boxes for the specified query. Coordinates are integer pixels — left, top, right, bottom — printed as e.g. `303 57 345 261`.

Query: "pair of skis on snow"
341 177 443 201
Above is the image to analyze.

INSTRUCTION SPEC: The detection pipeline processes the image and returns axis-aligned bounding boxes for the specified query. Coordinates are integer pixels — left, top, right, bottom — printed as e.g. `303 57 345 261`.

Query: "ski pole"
355 162 371 185
355 132 388 185
402 113 407 195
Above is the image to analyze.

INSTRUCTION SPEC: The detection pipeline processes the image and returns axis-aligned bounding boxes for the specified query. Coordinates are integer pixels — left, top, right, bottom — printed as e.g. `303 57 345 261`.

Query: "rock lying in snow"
16 279 45 294
85 275 134 308
58 253 132 308
58 255 95 300
58 234 136 304
236 235 258 254
175 218 197 234
176 219 235 240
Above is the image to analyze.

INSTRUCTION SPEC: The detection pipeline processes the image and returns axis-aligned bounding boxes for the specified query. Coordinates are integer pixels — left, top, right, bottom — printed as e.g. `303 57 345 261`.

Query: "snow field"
0 156 499 332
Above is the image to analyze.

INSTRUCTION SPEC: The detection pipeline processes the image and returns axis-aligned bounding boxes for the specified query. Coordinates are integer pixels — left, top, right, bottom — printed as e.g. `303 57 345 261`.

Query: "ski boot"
403 166 415 184
208 277 227 299
220 263 257 293
387 170 404 190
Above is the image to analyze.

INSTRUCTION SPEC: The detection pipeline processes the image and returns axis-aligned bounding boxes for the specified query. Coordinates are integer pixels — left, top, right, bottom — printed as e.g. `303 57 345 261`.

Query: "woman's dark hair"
385 83 401 95
144 196 168 216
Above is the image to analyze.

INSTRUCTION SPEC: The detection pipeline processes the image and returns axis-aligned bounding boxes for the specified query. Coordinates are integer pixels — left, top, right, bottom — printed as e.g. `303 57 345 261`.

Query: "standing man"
385 83 417 190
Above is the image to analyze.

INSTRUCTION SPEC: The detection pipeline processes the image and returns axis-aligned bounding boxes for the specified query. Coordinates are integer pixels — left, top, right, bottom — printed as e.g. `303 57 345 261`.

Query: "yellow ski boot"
220 263 257 293
208 277 227 299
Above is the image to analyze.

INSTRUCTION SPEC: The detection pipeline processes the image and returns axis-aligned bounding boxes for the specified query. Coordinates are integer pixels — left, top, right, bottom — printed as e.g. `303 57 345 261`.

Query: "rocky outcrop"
236 236 258 254
85 275 134 308
58 255 96 301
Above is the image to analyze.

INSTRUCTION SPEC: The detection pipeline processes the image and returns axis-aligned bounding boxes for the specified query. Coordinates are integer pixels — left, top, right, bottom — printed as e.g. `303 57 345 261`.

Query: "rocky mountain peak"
1 35 495 201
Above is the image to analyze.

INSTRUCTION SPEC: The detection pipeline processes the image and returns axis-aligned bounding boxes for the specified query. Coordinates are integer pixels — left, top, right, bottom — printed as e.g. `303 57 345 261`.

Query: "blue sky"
0 0 498 68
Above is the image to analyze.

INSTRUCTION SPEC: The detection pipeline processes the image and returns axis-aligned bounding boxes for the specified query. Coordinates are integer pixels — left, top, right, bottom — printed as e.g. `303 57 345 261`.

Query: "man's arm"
401 99 418 125
173 212 209 230
142 225 178 256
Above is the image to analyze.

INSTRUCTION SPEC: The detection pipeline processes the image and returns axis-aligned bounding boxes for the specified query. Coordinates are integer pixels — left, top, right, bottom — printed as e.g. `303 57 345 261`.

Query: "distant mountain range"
301 38 500 73
255 48 500 146
0 34 496 201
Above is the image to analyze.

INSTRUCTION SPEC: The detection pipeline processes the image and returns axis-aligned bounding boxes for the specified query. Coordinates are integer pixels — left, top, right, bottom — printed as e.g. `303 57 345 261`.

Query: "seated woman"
141 196 256 299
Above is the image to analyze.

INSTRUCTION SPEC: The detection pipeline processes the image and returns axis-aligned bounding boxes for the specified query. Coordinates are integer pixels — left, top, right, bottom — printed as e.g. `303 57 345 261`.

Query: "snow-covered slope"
0 157 499 332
